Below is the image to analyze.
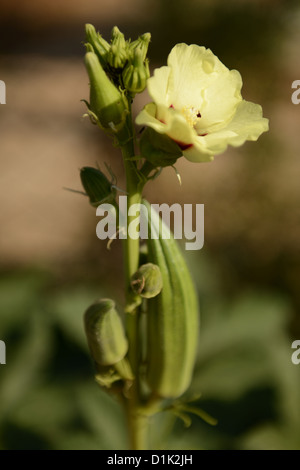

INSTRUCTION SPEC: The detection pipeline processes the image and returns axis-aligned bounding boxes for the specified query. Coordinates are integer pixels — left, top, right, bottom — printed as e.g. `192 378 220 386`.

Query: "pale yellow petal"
135 102 165 132
147 66 171 106
198 69 242 132
167 43 242 128
136 102 195 145
136 43 269 165
182 140 214 163
203 100 269 154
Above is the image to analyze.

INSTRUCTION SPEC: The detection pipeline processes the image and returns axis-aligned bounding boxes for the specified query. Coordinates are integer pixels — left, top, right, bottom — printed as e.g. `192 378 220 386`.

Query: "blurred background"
0 0 300 450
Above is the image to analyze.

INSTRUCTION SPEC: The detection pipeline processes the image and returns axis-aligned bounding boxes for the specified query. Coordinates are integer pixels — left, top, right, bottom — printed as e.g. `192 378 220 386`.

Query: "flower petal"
136 43 269 165
182 140 214 163
147 66 172 106
167 44 243 131
136 102 195 146
202 100 269 154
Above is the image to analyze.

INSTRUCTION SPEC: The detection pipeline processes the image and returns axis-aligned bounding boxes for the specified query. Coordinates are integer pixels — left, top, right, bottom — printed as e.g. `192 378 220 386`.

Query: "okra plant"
78 24 268 450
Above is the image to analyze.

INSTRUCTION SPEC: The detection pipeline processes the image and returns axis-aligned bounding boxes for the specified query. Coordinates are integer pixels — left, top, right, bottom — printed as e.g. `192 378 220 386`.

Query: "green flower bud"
85 42 94 53
140 127 182 168
108 26 128 69
122 46 150 95
84 51 128 131
131 263 163 299
80 166 116 207
84 299 128 367
129 32 151 61
85 24 110 68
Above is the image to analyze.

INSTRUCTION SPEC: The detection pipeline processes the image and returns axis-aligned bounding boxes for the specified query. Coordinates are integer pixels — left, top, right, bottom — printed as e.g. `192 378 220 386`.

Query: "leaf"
0 271 49 335
0 310 52 421
75 382 128 449
47 286 101 350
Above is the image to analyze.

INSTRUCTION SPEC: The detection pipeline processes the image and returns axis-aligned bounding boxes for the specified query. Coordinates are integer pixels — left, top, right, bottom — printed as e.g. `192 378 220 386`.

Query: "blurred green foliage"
0 256 298 450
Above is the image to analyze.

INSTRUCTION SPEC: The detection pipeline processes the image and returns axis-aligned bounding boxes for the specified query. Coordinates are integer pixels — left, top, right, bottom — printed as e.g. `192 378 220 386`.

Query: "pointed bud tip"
141 32 151 43
85 24 110 67
84 50 99 68
112 26 123 36
85 43 94 53
85 23 96 34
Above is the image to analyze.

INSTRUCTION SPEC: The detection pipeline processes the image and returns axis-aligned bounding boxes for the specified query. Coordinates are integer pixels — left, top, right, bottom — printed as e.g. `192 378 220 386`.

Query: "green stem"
120 124 148 450
127 408 148 451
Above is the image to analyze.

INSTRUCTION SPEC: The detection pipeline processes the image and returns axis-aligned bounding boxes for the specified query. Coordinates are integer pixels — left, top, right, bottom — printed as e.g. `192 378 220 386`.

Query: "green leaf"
0 311 52 421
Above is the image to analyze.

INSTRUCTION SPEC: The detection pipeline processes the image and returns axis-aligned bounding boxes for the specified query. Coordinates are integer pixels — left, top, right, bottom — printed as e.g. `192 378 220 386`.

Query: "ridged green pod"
84 299 128 366
143 200 199 398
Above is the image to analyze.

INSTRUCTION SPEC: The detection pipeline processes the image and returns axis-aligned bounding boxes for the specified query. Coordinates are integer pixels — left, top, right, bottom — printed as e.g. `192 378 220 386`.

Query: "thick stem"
123 156 141 287
127 408 148 451
121 134 148 450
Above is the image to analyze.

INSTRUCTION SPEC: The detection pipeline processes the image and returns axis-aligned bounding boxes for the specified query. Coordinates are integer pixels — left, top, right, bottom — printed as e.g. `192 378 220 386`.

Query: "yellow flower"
136 44 269 162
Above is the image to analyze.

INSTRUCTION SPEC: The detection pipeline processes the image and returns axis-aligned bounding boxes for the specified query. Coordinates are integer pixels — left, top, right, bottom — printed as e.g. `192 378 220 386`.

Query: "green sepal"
114 357 134 381
80 166 117 207
140 127 182 168
95 368 121 388
176 403 218 426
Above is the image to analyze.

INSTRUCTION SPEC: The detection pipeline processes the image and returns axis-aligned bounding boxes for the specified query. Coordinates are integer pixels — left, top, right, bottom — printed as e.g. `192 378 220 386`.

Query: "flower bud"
84 299 128 367
108 26 128 69
80 166 116 206
85 23 110 68
129 32 151 61
85 42 94 53
84 51 127 131
122 46 150 95
131 263 163 299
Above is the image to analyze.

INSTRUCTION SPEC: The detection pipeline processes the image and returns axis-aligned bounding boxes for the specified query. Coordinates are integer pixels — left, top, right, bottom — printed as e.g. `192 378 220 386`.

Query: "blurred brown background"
0 0 300 450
